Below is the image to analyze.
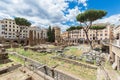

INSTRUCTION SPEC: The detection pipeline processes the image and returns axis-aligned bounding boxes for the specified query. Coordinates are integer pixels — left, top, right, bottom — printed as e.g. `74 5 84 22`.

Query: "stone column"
117 56 120 70
38 33 40 44
109 42 115 63
34 31 36 45
29 30 33 46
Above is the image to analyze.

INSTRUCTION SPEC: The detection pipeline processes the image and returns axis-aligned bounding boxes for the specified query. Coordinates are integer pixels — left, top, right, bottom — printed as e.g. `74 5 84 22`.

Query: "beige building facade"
110 25 120 70
0 18 48 45
0 18 29 41
61 24 113 45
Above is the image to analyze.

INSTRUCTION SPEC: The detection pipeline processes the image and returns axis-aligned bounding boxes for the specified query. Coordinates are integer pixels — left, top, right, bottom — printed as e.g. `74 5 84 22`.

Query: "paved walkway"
105 67 120 80
97 65 120 80
97 67 106 80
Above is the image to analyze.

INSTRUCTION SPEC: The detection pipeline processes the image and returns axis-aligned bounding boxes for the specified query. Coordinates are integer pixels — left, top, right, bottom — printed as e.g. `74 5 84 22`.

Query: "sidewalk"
97 67 106 80
104 67 120 80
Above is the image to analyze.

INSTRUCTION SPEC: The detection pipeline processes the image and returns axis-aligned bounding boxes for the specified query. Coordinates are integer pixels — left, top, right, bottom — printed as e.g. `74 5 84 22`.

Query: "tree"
14 17 31 45
15 17 31 26
76 9 107 49
47 26 52 42
47 26 55 42
90 25 106 41
51 28 55 42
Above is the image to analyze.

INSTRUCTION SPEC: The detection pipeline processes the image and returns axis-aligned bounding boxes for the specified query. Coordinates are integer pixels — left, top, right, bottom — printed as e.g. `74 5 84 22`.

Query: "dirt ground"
0 67 44 80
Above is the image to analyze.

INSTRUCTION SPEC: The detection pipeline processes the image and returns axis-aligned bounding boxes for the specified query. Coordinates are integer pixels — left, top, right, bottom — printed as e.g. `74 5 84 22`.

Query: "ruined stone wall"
11 52 81 80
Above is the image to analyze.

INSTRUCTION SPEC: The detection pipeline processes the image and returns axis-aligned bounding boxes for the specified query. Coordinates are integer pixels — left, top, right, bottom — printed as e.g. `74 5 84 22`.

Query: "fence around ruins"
9 52 81 80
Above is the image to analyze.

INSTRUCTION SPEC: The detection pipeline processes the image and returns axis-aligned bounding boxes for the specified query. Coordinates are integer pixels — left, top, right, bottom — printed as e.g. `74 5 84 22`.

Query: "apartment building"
0 18 48 45
110 25 120 70
61 24 113 45
0 24 5 38
61 31 68 40
0 18 29 41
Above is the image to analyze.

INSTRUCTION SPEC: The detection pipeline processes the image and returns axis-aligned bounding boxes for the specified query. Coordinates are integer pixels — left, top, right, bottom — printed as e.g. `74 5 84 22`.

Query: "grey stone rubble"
0 48 9 63
57 50 106 65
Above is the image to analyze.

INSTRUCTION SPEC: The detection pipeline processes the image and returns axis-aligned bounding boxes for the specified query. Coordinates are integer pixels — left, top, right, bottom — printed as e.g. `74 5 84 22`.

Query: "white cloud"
78 0 87 6
66 6 81 22
0 0 87 31
94 14 120 26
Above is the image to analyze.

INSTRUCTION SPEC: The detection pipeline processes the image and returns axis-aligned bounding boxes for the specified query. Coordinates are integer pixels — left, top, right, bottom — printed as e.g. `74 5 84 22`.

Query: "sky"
0 0 120 31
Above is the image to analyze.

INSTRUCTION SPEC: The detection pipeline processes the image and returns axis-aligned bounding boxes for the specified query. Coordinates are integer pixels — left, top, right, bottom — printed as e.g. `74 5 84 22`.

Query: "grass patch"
7 48 96 80
64 47 82 56
8 54 24 65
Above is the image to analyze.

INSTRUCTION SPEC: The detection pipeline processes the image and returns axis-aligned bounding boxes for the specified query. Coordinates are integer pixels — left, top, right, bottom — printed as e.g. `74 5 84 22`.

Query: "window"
9 25 11 27
13 29 15 31
9 29 11 31
4 33 7 35
2 27 5 30
105 34 107 36
9 33 11 35
2 32 4 34
100 34 102 36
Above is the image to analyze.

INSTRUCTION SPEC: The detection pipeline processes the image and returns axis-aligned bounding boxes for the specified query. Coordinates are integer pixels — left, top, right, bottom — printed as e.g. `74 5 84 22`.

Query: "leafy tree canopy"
76 9 107 23
15 17 31 26
66 26 82 31
90 26 106 30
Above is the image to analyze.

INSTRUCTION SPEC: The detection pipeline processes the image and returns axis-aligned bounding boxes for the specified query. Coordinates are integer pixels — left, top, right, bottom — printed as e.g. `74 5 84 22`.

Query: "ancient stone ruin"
0 48 9 63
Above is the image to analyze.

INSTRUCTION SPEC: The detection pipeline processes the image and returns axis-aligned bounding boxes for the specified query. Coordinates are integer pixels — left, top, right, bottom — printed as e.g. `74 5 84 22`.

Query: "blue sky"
0 0 120 31
87 0 120 16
